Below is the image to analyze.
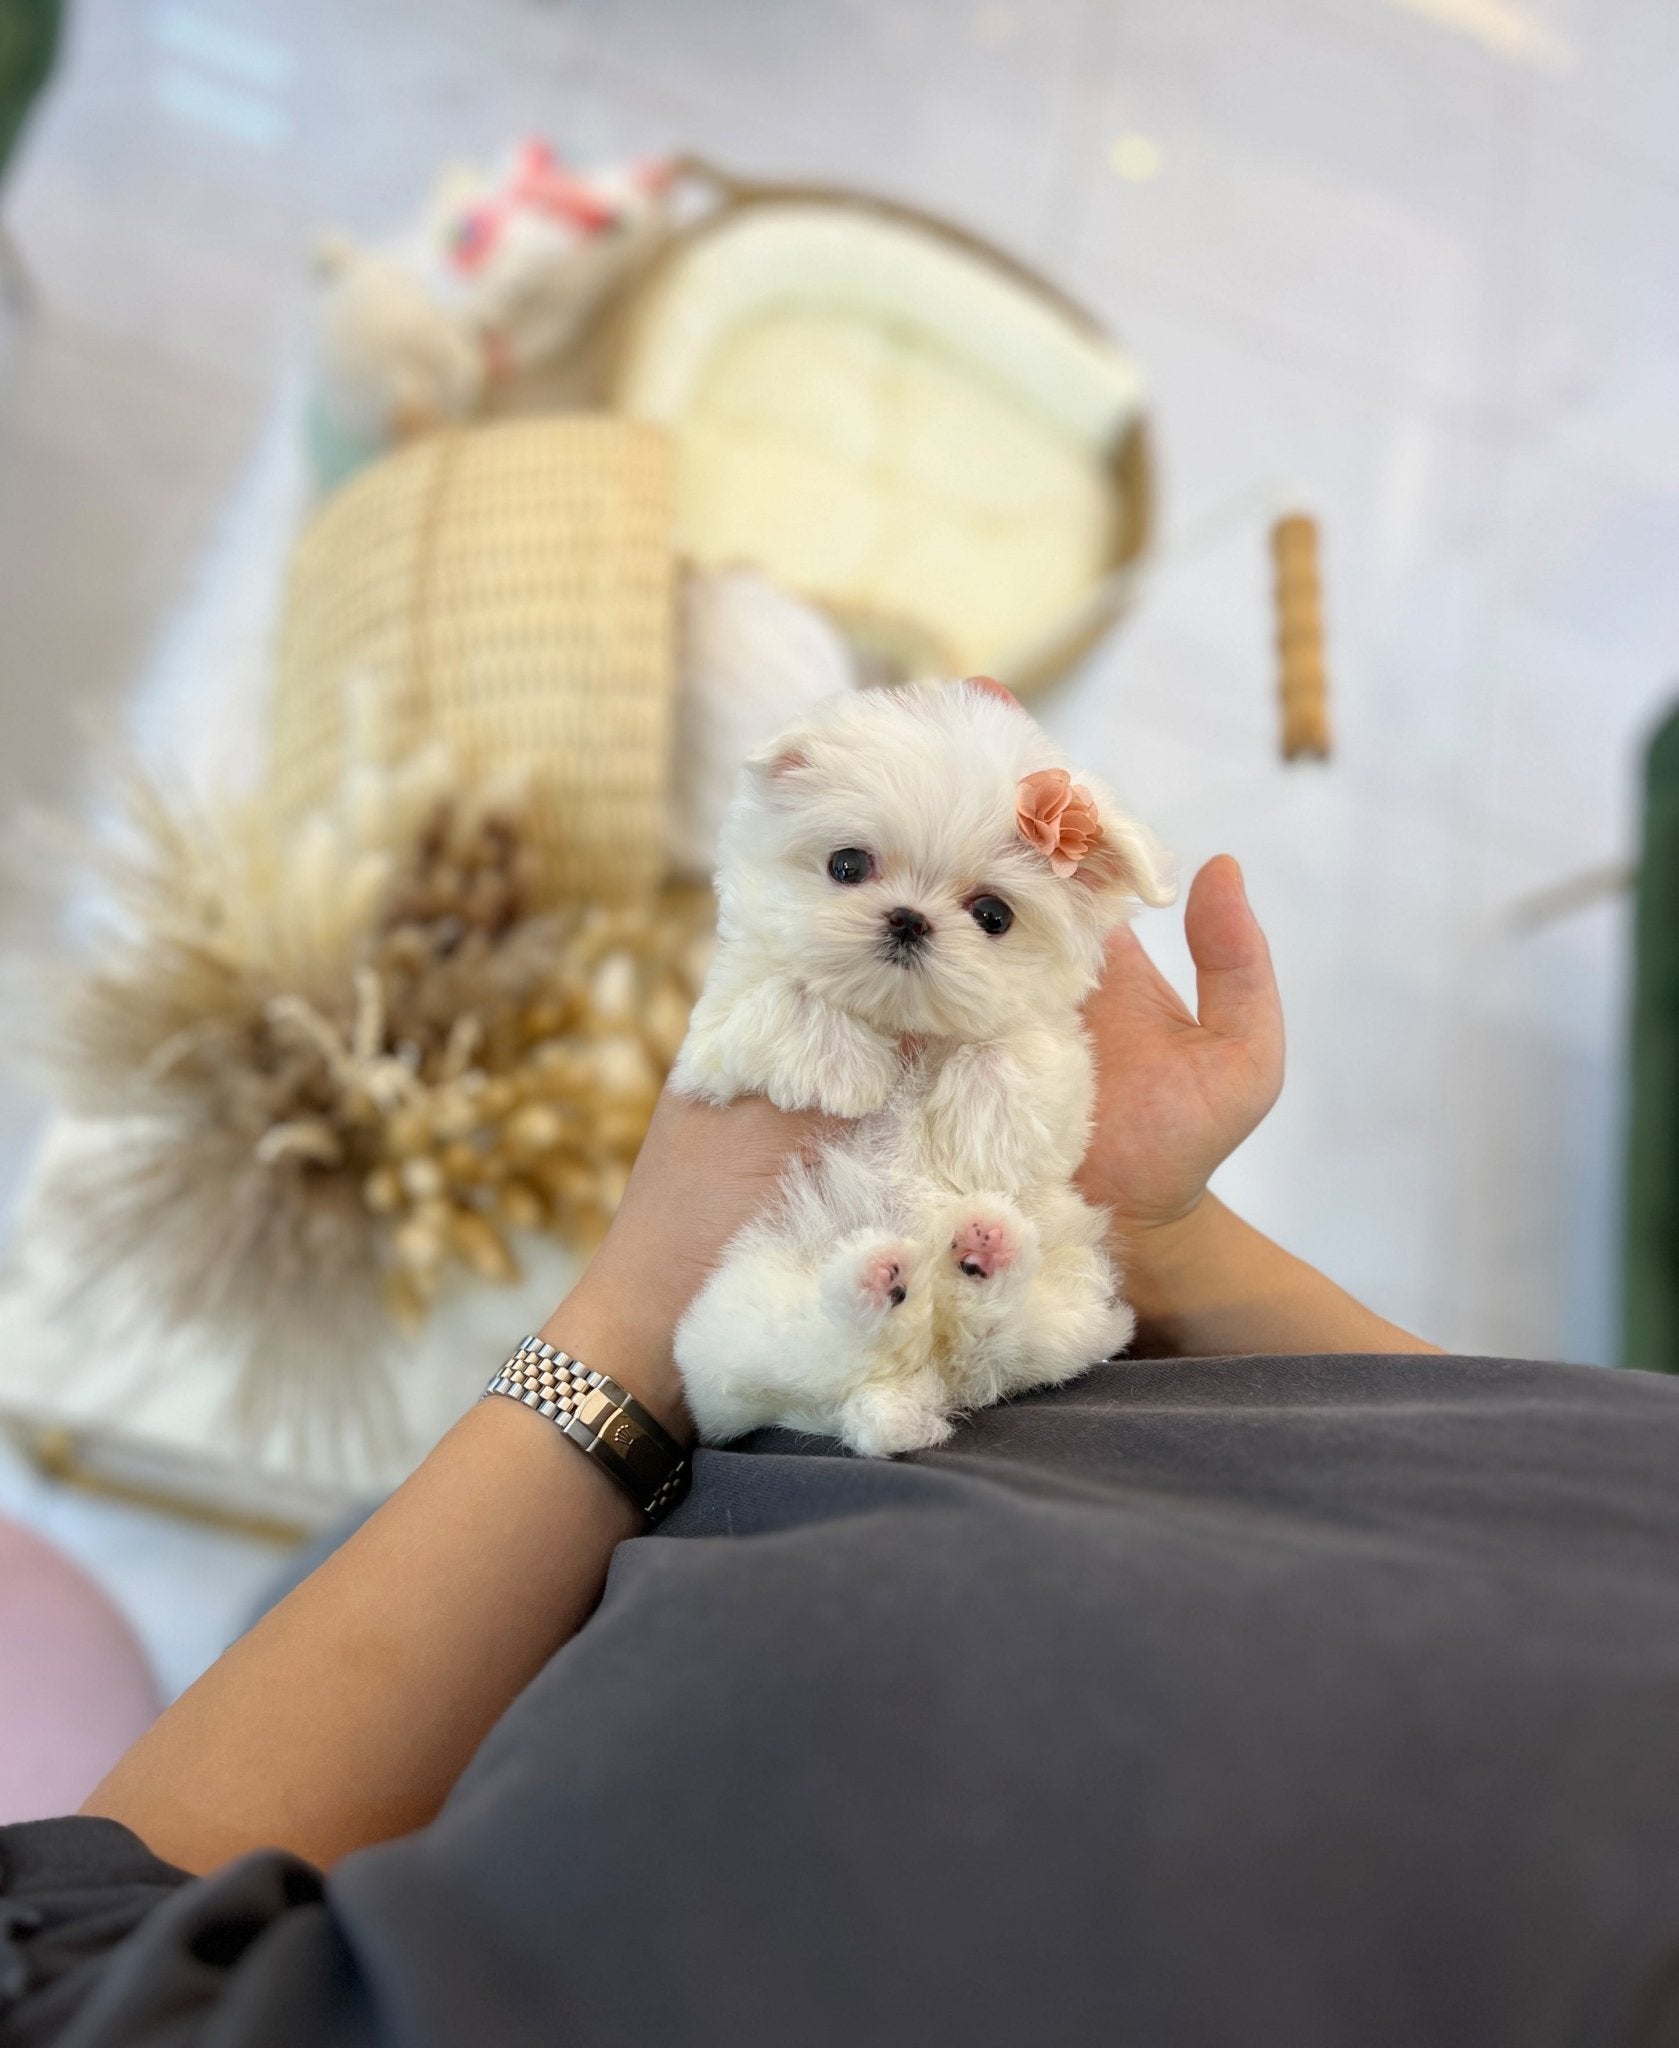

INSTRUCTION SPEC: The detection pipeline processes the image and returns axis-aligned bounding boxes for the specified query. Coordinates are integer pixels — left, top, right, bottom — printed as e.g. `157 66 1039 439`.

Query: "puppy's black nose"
885 906 931 943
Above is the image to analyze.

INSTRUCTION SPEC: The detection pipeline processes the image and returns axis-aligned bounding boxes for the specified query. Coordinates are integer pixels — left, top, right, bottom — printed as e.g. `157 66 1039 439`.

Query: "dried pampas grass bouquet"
15 747 711 1442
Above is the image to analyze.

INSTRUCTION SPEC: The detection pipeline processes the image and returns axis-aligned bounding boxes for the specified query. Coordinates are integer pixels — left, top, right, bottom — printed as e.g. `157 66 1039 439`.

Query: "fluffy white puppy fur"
671 680 1176 1457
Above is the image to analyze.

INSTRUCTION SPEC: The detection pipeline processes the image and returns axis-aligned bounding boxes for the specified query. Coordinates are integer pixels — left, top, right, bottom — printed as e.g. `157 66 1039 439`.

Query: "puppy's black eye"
826 848 874 885
969 894 1014 935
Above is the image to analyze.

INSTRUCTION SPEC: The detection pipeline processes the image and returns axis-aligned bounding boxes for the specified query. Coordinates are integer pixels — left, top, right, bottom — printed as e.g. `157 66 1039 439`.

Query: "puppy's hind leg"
994 1242 1135 1401
930 1193 1040 1412
837 1370 953 1458
676 1229 934 1449
819 1232 955 1458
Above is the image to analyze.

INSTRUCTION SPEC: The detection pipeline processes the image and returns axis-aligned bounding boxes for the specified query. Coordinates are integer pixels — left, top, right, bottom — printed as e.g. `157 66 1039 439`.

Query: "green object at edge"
0 0 63 188
1623 697 1679 1372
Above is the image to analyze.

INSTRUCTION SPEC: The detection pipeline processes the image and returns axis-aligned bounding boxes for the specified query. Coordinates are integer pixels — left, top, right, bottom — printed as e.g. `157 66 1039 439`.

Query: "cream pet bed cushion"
614 199 1147 684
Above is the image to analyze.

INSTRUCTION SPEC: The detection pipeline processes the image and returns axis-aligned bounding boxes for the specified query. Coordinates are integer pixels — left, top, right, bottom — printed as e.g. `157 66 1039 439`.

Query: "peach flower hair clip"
1016 769 1103 879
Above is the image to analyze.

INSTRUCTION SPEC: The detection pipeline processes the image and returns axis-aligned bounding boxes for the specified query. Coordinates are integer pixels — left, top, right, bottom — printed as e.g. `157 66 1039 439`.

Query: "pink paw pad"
860 1252 909 1310
951 1217 1018 1279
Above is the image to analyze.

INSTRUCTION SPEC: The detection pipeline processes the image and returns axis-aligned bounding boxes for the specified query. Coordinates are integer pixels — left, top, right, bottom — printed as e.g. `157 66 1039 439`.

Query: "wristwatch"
482 1336 691 1525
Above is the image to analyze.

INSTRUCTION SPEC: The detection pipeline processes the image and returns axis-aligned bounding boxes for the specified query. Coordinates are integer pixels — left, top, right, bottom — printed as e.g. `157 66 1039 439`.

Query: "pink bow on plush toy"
449 141 670 272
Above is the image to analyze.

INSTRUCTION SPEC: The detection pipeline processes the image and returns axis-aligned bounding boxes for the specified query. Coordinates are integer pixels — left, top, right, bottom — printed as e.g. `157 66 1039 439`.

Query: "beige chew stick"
1272 512 1331 762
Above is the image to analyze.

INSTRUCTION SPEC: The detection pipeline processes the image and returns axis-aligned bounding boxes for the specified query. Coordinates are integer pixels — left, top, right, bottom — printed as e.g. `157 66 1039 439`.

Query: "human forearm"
1118 1194 1441 1359
81 1287 678 1876
79 1091 813 1877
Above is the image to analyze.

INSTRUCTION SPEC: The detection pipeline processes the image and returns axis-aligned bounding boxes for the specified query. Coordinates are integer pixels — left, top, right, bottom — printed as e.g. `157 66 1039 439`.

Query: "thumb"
1187 856 1282 1056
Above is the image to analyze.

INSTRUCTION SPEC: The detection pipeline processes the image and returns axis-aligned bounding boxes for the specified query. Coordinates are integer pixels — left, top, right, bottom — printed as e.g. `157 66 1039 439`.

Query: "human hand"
964 674 1283 1243
1076 854 1284 1242
539 1090 832 1436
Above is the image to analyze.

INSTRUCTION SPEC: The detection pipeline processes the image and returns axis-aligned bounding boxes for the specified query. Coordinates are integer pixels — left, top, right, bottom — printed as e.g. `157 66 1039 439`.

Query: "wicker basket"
270 416 676 901
607 156 1155 698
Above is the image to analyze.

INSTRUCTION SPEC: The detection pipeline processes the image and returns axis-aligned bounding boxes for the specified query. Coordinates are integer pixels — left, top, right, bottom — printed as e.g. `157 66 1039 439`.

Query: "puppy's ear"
1077 810 1178 909
743 734 812 789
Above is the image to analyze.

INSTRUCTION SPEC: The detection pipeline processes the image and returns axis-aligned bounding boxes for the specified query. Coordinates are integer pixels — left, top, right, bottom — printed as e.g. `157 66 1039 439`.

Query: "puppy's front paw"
797 1040 898 1119
924 1043 1053 1187
759 995 898 1118
681 977 898 1115
668 1034 734 1105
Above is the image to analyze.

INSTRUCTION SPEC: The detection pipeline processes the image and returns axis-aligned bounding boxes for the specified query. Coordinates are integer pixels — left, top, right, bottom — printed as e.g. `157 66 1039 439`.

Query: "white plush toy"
672 678 1177 1457
308 245 485 480
421 141 671 374
310 142 671 485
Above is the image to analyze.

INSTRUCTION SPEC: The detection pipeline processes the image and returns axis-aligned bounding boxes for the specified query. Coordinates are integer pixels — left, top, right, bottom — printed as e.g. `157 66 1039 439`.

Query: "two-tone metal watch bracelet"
482 1336 691 1525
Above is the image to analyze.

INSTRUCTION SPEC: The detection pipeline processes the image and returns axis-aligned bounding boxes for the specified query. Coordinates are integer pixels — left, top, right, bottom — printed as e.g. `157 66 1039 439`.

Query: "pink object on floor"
0 1513 160 1823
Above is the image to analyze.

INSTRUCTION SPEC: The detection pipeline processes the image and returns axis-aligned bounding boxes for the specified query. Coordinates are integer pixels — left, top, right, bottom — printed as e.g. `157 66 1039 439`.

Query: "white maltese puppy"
672 679 1176 1457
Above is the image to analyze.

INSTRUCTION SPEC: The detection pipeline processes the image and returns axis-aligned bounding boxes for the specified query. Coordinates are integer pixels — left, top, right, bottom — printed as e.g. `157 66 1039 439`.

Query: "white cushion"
618 205 1144 679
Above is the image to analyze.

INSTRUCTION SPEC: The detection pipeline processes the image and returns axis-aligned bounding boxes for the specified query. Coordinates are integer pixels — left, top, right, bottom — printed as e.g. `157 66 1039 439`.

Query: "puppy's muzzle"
881 905 932 965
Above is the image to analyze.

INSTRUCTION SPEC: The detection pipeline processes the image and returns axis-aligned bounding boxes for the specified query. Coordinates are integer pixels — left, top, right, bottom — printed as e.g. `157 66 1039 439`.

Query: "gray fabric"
7 1351 1679 2047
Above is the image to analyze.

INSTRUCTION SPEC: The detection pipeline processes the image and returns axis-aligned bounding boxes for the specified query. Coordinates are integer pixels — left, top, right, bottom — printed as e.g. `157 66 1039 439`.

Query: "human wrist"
1111 1192 1233 1353
536 1282 693 1446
